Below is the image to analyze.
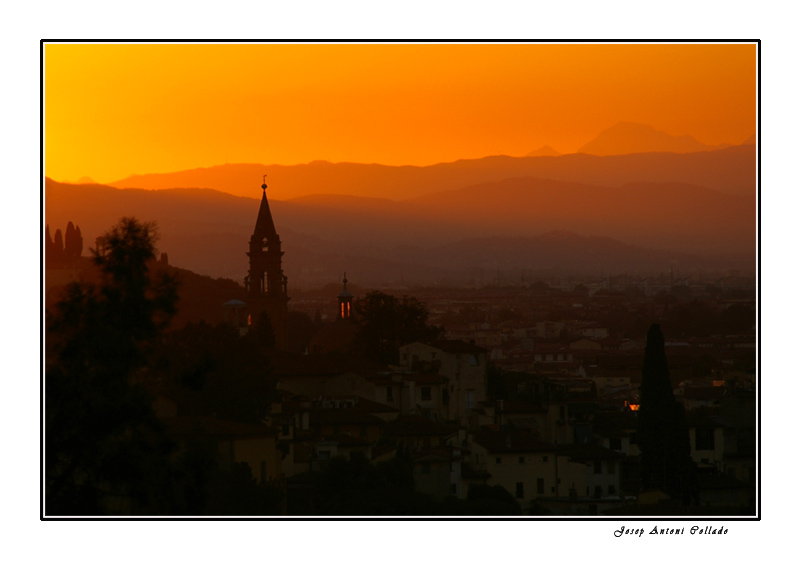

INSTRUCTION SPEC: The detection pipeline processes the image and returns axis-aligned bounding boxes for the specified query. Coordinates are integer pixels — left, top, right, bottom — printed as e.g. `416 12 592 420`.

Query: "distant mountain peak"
525 145 561 157
578 122 717 156
59 176 98 184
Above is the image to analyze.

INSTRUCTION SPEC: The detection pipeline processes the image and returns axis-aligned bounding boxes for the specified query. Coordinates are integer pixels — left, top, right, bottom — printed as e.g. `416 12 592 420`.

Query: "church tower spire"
252 176 278 240
245 176 289 349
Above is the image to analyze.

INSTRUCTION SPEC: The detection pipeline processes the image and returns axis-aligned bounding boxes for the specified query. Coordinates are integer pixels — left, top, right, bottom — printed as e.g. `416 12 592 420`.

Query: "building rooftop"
411 339 487 355
471 429 556 453
558 443 625 462
384 415 460 438
309 408 386 426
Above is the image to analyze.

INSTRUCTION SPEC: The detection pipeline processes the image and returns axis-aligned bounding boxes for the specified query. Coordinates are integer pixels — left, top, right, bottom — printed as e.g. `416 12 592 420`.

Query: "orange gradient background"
44 42 756 187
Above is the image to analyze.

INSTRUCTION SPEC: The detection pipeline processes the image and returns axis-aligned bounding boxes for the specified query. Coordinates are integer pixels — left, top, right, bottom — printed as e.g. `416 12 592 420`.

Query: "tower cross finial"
343 272 348 289
262 175 268 191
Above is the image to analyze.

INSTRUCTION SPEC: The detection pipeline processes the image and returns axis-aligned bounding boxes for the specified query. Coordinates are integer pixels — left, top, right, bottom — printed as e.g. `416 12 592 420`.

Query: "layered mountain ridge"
107 144 756 200
45 173 755 288
48 123 756 287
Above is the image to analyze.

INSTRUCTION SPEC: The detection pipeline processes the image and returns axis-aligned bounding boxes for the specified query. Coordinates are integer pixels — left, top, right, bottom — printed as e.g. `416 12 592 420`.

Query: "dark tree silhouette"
463 484 523 515
572 283 590 296
286 310 319 354
150 321 278 424
63 223 84 258
53 228 64 261
637 324 698 504
64 221 76 257
45 225 54 254
308 451 427 515
46 217 179 514
45 225 57 266
64 222 83 259
251 310 276 350
75 225 84 257
353 291 443 364
204 462 284 516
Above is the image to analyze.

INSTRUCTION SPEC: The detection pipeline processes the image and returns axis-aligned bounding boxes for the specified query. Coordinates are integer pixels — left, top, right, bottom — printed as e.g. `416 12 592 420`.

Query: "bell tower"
337 272 353 320
245 176 289 349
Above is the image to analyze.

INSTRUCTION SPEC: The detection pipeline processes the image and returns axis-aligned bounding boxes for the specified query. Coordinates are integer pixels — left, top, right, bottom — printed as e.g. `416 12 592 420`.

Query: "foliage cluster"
149 319 278 424
45 217 282 515
46 218 178 513
352 291 443 364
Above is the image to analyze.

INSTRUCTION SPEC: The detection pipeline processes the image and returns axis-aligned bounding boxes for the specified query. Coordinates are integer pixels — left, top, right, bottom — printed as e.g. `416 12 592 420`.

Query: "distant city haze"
44 43 756 187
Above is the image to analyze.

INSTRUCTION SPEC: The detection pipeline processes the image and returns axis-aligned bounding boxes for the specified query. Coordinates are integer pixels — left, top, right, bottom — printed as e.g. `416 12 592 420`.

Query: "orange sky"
44 42 756 185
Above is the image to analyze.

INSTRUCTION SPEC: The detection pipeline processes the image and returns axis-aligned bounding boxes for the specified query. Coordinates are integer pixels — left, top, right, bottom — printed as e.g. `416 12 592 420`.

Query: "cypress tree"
74 225 83 258
53 229 64 263
65 222 76 257
45 225 55 262
637 324 697 504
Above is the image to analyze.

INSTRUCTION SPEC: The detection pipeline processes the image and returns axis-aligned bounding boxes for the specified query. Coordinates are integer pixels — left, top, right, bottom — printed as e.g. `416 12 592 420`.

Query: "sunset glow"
43 40 760 520
44 42 756 187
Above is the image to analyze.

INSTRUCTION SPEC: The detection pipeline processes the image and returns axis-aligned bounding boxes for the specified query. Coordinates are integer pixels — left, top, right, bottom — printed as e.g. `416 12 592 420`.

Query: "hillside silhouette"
402 177 755 256
108 144 756 200
46 176 755 287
